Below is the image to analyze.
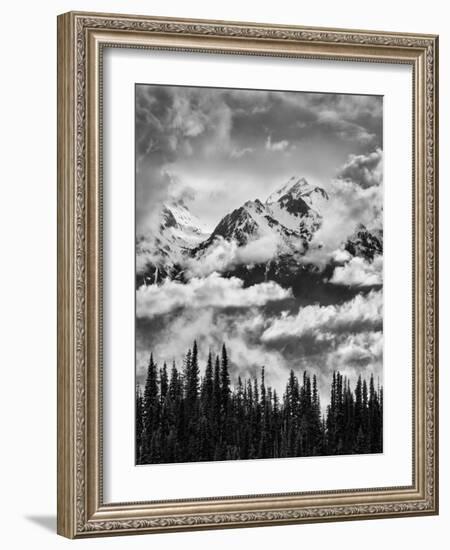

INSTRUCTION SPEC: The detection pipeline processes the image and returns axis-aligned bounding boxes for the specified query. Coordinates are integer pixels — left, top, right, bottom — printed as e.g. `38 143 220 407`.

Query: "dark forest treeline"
136 342 383 464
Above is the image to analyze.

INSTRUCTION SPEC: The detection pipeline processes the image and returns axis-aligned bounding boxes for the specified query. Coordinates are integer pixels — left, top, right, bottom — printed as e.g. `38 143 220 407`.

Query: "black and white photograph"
134 83 384 465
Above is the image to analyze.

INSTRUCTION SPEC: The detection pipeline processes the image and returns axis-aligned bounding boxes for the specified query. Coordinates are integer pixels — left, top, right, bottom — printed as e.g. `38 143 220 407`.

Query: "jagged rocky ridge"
136 177 382 298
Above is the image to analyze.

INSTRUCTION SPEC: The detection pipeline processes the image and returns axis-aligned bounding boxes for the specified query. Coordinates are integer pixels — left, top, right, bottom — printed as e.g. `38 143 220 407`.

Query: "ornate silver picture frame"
57 11 438 538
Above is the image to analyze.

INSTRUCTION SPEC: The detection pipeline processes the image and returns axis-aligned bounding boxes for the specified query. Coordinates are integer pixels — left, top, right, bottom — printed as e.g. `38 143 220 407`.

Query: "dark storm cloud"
135 84 382 232
229 91 382 149
136 85 174 162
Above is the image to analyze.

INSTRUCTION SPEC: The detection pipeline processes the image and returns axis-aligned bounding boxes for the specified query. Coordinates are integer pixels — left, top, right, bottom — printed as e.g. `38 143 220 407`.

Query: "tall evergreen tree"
136 344 383 465
220 344 230 415
142 354 160 463
186 341 200 406
213 355 221 421
135 384 144 463
169 361 180 400
201 351 214 415
160 363 168 405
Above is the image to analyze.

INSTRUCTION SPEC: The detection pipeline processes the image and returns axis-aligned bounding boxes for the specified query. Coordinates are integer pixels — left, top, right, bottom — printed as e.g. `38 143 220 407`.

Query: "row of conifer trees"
136 342 383 464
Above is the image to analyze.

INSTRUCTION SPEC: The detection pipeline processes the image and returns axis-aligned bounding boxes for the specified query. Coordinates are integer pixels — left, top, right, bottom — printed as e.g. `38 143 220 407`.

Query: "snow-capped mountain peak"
266 176 307 203
196 179 325 255
136 198 209 280
136 176 383 293
266 176 329 212
199 202 262 248
161 199 209 246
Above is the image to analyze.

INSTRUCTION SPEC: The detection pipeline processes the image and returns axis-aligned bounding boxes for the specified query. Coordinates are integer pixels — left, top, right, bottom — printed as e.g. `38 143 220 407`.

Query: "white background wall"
0 0 447 547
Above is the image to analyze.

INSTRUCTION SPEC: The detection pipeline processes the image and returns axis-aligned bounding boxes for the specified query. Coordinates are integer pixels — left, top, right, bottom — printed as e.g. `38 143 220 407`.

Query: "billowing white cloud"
337 148 383 189
330 331 383 368
301 150 383 267
136 273 291 319
329 256 383 287
332 248 352 263
323 330 383 392
185 234 280 278
265 135 290 151
136 86 234 234
137 286 383 403
137 306 290 392
261 290 382 343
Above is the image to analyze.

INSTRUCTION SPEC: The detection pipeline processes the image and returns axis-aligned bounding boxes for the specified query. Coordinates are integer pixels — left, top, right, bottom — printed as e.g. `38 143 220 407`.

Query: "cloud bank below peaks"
185 233 281 278
136 273 292 319
329 255 383 287
261 289 382 344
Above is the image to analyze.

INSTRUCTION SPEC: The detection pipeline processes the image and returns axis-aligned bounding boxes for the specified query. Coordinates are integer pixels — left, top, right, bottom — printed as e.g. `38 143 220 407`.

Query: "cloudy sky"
136 84 382 234
135 84 383 404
